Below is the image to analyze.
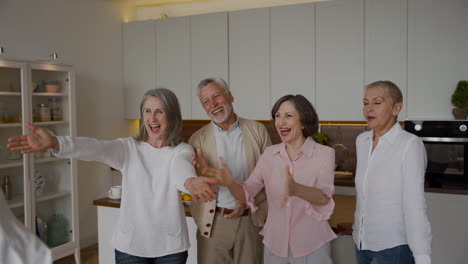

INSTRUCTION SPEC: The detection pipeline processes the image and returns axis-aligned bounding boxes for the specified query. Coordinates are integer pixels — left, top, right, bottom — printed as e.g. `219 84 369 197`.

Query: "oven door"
423 139 467 190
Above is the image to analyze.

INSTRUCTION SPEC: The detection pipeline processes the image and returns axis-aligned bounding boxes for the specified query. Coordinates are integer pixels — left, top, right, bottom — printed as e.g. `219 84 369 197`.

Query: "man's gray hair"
196 77 229 96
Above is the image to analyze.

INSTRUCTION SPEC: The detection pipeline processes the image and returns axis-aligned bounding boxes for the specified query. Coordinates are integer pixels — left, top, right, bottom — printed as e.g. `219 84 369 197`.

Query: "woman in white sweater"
8 88 218 264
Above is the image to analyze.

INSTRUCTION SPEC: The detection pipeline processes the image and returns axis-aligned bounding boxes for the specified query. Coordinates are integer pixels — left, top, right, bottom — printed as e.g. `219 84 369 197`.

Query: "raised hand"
201 157 233 187
7 123 59 154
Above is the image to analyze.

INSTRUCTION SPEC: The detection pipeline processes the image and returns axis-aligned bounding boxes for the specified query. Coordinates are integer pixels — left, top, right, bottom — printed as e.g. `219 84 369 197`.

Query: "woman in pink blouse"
204 94 336 264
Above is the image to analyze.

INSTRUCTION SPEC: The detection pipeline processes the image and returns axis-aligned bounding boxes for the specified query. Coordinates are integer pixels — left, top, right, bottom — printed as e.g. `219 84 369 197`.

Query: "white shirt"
213 119 248 209
54 136 195 258
0 190 52 264
353 123 432 264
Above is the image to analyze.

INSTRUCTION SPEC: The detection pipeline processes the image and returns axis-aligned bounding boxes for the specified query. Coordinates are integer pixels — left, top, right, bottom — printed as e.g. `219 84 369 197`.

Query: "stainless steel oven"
405 120 468 191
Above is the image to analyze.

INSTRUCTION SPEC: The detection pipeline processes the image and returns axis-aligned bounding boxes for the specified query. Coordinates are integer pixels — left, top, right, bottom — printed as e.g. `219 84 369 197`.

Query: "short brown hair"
366 80 403 104
271 94 319 138
135 88 182 147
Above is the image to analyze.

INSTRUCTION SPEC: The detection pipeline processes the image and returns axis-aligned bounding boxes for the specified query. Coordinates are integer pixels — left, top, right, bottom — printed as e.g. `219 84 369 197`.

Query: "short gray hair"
366 80 403 104
135 88 182 147
196 77 229 96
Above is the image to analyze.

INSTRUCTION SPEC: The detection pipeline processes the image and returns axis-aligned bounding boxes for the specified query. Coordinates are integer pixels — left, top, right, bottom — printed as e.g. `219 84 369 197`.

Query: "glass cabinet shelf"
33 121 68 126
0 157 63 169
32 92 67 97
0 123 22 128
7 191 71 209
0 92 22 96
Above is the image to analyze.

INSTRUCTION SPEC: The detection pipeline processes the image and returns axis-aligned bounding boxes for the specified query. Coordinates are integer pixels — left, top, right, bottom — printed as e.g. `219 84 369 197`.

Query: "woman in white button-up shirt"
8 88 217 264
353 81 432 264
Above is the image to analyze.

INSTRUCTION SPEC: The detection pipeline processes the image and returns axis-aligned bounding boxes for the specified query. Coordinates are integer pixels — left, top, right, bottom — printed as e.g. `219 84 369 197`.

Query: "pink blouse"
242 137 336 258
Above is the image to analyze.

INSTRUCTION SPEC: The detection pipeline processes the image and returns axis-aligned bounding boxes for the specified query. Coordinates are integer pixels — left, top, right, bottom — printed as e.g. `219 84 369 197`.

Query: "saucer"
108 194 121 200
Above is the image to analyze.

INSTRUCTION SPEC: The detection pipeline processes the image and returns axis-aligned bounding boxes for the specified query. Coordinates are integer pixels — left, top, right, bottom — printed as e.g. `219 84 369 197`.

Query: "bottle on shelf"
48 98 62 121
38 104 50 122
2 175 12 200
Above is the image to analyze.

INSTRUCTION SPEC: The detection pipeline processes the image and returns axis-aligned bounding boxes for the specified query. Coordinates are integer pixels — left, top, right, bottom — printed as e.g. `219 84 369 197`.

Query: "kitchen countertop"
93 194 355 235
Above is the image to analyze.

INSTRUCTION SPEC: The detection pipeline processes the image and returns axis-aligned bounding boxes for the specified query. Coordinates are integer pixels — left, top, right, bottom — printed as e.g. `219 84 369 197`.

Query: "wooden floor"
54 244 99 264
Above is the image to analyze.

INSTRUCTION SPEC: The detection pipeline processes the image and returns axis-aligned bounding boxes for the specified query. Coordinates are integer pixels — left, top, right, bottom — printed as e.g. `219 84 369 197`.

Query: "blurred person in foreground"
0 189 52 264
353 81 431 264
8 88 217 264
204 94 336 264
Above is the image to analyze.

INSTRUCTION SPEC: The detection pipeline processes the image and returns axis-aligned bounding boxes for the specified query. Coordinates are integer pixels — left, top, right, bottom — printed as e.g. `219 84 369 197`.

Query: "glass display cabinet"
0 59 79 262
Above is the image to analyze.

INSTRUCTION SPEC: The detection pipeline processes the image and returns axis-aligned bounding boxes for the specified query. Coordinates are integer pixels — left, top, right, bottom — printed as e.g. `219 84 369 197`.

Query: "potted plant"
311 132 329 145
451 80 468 119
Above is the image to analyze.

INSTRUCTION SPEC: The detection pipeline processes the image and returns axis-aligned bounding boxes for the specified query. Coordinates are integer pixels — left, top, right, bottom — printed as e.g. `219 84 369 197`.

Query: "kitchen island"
93 194 356 264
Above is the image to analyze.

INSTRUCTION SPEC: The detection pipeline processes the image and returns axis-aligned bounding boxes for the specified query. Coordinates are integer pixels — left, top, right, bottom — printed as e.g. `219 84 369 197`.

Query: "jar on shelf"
48 98 62 121
38 104 50 122
2 175 12 200
42 80 60 93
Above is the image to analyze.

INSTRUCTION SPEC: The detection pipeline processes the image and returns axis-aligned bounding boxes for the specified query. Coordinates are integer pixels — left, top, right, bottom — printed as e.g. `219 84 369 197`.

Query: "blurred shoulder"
239 117 267 131
175 142 195 154
262 143 281 156
191 122 212 138
399 129 423 145
356 130 372 143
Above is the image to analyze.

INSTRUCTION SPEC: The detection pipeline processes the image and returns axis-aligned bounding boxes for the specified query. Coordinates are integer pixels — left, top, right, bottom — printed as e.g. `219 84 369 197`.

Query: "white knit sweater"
54 136 195 257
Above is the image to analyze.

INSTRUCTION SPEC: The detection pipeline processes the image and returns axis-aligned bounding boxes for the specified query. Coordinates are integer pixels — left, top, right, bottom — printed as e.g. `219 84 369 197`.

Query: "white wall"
134 0 325 19
0 0 127 248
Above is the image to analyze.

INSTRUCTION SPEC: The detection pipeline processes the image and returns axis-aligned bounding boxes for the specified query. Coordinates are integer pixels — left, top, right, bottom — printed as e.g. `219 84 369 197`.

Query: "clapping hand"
284 167 296 205
201 157 233 187
7 123 58 154
190 148 209 175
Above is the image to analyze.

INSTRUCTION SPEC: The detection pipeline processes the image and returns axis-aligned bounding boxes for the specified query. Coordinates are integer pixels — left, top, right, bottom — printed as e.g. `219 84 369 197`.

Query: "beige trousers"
197 212 264 264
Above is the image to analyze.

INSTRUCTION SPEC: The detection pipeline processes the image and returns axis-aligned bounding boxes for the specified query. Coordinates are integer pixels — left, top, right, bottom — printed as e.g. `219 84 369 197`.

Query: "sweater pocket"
165 222 183 251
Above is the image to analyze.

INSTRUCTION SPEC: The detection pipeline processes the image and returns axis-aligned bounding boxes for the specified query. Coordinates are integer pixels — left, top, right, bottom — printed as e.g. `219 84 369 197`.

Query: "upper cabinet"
315 0 364 121
123 20 156 119
229 8 271 120
365 0 408 120
155 16 191 119
270 3 315 108
407 0 468 119
123 0 468 121
190 12 229 120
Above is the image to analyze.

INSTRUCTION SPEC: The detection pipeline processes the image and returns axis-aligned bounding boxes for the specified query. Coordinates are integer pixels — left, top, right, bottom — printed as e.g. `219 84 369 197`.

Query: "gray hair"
135 88 182 147
196 77 229 96
366 80 403 104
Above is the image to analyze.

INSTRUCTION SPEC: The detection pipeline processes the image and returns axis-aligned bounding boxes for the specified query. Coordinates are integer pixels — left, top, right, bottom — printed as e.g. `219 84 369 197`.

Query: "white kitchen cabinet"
0 59 79 262
123 20 156 119
190 12 229 120
315 0 364 121
270 3 315 108
365 0 408 120
155 16 192 119
229 8 271 120
407 0 468 119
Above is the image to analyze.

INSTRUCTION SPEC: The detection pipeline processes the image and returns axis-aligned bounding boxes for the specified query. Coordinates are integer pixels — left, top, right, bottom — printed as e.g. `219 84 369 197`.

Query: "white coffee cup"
108 186 122 198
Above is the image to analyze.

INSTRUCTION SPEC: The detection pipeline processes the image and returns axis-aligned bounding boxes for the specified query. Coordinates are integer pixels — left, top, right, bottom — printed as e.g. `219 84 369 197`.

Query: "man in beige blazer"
188 78 271 264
